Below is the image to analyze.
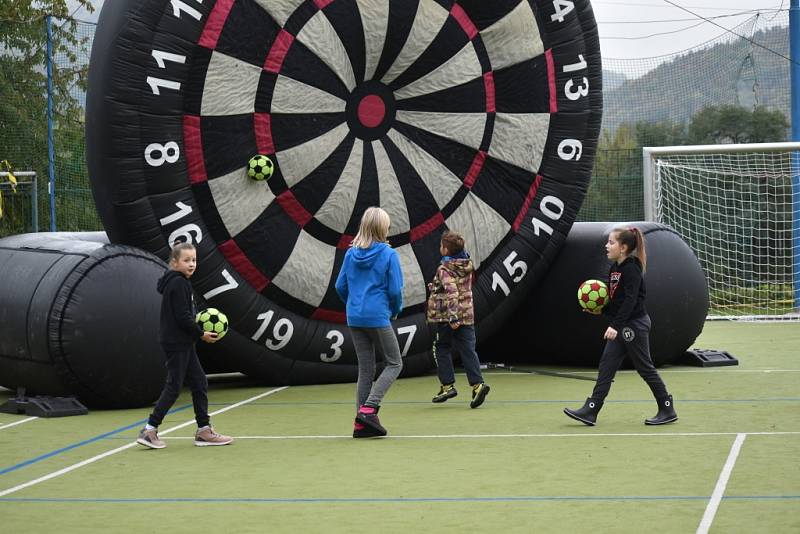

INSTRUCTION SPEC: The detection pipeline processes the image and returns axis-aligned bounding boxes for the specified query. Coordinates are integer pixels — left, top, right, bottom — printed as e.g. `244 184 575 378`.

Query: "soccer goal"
643 142 800 321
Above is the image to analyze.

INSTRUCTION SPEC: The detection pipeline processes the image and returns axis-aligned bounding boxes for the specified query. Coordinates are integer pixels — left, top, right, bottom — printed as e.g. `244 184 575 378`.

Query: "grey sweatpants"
350 325 403 408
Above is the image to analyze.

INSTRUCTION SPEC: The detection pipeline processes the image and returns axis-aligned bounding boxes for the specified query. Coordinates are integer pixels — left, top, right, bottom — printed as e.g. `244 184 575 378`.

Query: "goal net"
644 143 800 321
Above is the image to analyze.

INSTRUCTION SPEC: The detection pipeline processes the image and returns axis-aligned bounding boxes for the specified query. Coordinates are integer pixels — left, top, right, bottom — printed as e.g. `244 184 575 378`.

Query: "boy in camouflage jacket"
426 231 490 408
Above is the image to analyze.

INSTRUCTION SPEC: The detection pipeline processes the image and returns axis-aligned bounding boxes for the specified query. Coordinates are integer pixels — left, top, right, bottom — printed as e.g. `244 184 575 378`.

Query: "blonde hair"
351 207 390 249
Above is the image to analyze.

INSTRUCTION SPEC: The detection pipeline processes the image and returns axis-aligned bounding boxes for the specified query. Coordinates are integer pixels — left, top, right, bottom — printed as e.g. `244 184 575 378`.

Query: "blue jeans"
434 324 484 386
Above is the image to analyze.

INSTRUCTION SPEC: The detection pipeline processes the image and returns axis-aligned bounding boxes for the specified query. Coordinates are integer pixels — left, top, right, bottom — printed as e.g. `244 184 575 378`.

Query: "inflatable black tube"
481 222 709 367
0 233 167 408
86 0 603 384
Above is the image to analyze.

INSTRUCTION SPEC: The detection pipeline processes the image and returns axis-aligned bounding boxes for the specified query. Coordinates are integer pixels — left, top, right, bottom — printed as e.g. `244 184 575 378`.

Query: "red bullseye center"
357 94 386 128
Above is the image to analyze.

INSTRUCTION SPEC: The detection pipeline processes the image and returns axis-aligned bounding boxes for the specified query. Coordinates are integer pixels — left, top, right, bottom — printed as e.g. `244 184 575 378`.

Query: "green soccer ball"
247 154 274 181
196 307 229 339
577 279 608 313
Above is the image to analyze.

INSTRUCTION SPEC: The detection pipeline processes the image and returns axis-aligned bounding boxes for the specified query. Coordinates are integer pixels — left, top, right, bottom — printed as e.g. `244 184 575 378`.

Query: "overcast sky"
70 0 788 60
592 0 787 59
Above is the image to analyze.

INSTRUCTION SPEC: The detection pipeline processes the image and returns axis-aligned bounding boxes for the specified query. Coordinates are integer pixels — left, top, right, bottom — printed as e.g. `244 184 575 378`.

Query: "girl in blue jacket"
336 207 404 438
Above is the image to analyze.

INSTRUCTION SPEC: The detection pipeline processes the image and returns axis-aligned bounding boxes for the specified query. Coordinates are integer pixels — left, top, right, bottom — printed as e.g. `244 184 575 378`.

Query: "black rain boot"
563 397 603 426
645 394 678 425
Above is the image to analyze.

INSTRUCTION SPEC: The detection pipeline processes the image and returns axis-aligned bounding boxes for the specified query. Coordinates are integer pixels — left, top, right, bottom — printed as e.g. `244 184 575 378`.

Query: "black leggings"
591 314 668 401
148 347 209 428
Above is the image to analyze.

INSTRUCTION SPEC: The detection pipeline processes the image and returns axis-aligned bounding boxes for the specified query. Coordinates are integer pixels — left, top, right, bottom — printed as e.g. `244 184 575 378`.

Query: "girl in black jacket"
564 227 678 426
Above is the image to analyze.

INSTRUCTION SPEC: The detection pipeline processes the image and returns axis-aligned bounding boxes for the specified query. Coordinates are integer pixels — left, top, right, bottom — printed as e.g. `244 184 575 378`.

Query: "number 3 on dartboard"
320 330 344 362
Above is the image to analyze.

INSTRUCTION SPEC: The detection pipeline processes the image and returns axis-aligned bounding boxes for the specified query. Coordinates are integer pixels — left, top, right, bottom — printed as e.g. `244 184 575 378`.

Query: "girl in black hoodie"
136 243 233 449
564 227 678 426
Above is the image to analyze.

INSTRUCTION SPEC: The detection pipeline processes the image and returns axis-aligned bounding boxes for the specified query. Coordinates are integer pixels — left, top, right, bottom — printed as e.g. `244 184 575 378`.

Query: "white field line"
161 431 800 440
0 387 288 498
0 417 38 430
697 433 747 534
492 370 800 375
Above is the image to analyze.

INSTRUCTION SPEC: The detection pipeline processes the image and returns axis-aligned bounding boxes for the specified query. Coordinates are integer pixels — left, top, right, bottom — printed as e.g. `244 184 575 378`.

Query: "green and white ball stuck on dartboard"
247 154 274 181
578 279 608 313
197 308 229 339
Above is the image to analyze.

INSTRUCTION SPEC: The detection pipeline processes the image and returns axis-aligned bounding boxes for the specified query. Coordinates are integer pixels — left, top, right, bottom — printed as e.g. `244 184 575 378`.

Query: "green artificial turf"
0 321 798 533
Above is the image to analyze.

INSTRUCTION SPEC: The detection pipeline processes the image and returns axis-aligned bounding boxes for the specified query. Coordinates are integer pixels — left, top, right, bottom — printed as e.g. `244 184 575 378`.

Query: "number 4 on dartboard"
550 0 574 23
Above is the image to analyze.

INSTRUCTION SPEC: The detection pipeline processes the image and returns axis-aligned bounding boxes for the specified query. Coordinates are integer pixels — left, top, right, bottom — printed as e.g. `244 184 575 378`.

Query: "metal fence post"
46 15 56 231
31 173 39 232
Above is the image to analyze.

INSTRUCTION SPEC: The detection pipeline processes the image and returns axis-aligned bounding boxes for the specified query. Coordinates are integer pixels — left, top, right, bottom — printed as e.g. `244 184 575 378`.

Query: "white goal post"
643 142 800 320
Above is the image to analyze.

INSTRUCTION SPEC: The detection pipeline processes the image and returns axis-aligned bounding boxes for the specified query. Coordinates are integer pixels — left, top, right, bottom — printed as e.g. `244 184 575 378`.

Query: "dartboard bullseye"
87 0 602 384
357 95 385 128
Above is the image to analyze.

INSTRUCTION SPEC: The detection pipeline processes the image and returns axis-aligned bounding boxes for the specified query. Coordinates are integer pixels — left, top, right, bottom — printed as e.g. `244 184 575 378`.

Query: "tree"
634 120 687 148
0 0 94 234
580 124 645 221
687 105 789 145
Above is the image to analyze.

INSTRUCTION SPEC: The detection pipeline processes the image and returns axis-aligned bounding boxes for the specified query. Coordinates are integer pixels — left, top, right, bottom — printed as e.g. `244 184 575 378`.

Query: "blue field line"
0 404 192 477
205 398 800 407
0 495 798 504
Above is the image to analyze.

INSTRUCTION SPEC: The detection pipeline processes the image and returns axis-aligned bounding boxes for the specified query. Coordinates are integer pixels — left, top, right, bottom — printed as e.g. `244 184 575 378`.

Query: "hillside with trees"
601 24 789 134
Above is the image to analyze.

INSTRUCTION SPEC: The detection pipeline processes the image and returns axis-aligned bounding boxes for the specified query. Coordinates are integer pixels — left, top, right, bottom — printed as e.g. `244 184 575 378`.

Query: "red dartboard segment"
218 238 270 292
545 48 558 114
483 72 496 113
253 113 275 155
264 30 294 74
183 115 208 185
87 0 602 384
449 2 479 40
198 0 234 50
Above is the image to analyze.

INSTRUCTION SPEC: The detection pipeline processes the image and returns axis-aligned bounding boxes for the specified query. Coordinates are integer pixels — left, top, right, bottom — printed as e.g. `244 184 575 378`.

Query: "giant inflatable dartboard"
87 0 602 384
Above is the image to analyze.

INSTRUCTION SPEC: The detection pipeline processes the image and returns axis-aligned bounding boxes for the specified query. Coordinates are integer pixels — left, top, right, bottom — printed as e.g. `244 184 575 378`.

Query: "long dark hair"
613 227 647 272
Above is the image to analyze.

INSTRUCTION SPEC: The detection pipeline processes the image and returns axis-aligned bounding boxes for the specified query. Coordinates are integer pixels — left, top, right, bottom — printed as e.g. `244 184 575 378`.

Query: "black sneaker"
356 406 387 436
432 384 458 403
353 420 384 438
470 383 490 409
